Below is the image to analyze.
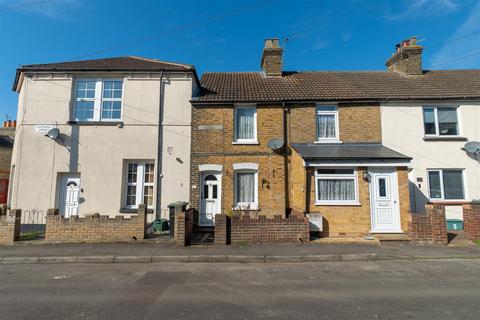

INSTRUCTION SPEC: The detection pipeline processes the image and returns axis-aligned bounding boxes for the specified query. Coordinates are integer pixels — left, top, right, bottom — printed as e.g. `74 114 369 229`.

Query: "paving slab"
77 256 115 263
114 256 152 263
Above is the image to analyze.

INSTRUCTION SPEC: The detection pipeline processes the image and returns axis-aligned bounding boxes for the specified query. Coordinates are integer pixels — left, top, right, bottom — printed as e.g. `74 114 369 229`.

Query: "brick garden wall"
0 207 20 245
463 204 480 241
174 208 194 246
215 214 309 245
408 204 448 245
45 206 146 243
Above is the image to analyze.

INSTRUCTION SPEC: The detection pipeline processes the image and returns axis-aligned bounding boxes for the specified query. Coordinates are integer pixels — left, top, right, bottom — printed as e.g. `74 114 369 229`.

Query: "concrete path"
0 241 479 264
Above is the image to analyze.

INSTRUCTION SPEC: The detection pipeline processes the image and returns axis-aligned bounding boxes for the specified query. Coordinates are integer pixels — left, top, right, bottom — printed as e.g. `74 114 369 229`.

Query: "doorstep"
372 233 412 242
311 237 380 245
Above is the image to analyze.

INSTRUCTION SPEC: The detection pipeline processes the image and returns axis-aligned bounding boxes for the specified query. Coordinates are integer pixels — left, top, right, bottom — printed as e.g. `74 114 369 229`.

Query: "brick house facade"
190 37 480 238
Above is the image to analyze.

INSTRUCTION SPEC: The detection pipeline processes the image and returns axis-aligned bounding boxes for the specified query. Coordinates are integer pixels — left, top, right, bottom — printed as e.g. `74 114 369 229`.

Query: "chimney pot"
386 37 423 75
261 38 283 77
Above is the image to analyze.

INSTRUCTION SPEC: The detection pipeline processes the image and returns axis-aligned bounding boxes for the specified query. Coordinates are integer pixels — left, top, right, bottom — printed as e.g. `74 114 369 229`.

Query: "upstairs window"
316 105 339 142
423 107 459 136
74 79 123 122
234 105 257 143
427 169 465 200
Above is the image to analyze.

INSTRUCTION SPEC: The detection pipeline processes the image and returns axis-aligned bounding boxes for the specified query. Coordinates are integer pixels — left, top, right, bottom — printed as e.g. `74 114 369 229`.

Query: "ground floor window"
427 169 465 200
125 162 155 208
234 170 258 209
315 168 358 205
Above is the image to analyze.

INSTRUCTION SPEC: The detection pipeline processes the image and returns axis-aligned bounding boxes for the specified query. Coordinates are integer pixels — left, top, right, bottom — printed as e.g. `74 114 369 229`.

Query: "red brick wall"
214 214 229 245
408 204 448 245
227 214 309 244
174 208 194 246
45 206 146 243
463 204 480 241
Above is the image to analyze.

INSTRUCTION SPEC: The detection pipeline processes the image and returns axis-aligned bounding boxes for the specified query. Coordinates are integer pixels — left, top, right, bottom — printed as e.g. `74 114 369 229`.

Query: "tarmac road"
1 259 479 319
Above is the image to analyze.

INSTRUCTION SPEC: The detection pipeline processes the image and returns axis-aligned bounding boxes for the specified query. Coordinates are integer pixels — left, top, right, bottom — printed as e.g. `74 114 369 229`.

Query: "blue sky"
1 0 480 119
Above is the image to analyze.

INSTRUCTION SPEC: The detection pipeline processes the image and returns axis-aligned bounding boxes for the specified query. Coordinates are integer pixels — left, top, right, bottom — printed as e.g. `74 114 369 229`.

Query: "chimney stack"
261 38 283 77
3 120 16 128
385 37 423 75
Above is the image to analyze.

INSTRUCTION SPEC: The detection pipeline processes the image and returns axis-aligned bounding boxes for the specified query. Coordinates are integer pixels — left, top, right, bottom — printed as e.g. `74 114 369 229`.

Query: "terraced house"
9 57 199 222
190 38 480 238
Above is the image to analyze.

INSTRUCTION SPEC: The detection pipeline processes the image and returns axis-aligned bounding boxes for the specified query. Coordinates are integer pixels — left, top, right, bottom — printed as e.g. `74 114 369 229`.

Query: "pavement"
1 259 480 319
0 241 480 264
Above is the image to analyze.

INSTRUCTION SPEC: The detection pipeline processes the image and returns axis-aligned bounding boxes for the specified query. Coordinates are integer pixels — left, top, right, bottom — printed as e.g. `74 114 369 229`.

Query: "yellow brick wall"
290 148 306 214
288 103 382 143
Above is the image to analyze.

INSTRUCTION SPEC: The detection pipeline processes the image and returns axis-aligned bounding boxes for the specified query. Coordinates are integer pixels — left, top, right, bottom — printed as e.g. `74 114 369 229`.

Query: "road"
1 260 479 319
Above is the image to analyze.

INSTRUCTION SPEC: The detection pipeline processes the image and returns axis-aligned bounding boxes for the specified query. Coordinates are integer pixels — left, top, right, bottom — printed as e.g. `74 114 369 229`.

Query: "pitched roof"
292 143 412 161
193 70 480 103
13 56 197 90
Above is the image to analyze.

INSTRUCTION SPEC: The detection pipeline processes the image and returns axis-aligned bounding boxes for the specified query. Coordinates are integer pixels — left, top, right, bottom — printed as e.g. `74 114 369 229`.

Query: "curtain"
438 108 458 135
317 179 355 201
443 170 464 199
237 173 255 203
236 108 255 139
317 114 336 138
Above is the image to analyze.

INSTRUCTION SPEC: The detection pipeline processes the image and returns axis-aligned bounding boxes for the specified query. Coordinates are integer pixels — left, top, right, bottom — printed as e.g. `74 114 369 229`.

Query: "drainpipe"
282 102 290 217
155 71 164 220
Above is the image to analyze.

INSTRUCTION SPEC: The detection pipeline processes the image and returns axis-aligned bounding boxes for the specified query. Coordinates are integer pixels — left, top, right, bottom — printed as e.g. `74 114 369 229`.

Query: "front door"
369 168 402 233
199 173 221 226
59 174 81 218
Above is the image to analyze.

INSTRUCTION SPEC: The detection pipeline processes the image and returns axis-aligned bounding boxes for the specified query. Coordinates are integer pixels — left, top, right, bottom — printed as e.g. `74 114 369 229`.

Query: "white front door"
59 174 80 218
199 173 221 226
369 168 402 233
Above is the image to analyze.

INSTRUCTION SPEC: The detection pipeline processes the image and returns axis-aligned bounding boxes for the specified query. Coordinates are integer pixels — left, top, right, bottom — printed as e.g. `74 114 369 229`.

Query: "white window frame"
124 161 155 209
74 78 124 122
315 104 340 143
233 169 259 210
422 106 461 137
426 169 466 201
314 167 359 205
233 105 258 144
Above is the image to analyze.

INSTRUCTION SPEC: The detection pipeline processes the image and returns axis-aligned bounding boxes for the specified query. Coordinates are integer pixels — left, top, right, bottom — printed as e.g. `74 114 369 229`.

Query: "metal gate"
20 209 46 241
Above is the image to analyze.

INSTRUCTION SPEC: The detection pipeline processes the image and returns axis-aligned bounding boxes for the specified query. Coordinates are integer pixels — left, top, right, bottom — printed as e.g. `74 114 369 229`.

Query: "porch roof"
291 143 412 161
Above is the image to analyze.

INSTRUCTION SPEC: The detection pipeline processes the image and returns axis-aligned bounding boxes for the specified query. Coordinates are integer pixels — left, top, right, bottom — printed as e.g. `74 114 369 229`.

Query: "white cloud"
313 40 328 51
0 0 81 19
430 0 480 69
384 0 458 20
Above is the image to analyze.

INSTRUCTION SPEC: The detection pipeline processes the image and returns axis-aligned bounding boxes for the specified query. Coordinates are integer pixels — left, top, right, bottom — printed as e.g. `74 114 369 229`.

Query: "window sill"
119 208 154 214
232 205 260 211
315 140 342 144
232 141 259 145
68 120 124 126
427 200 469 205
314 202 361 206
423 136 468 141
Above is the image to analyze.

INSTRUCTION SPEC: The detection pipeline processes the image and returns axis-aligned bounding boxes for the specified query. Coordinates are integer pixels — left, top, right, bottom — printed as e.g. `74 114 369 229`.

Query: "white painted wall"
381 102 480 220
10 72 196 221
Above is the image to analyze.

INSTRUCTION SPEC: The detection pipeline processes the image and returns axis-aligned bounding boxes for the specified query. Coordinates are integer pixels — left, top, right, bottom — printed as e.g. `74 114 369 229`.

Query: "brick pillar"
426 204 448 245
214 214 230 245
463 204 480 241
0 209 21 245
175 211 186 246
137 204 147 240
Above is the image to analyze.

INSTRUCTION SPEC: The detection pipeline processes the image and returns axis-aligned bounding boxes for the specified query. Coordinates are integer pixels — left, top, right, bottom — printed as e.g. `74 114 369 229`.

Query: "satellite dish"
463 141 480 154
45 128 59 140
268 138 284 151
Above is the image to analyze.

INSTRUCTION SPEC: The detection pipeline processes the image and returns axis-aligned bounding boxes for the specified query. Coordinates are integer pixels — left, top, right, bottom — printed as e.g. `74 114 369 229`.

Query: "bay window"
315 168 358 205
316 105 339 142
125 162 155 209
427 169 465 200
423 107 459 136
234 105 257 143
74 79 123 122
